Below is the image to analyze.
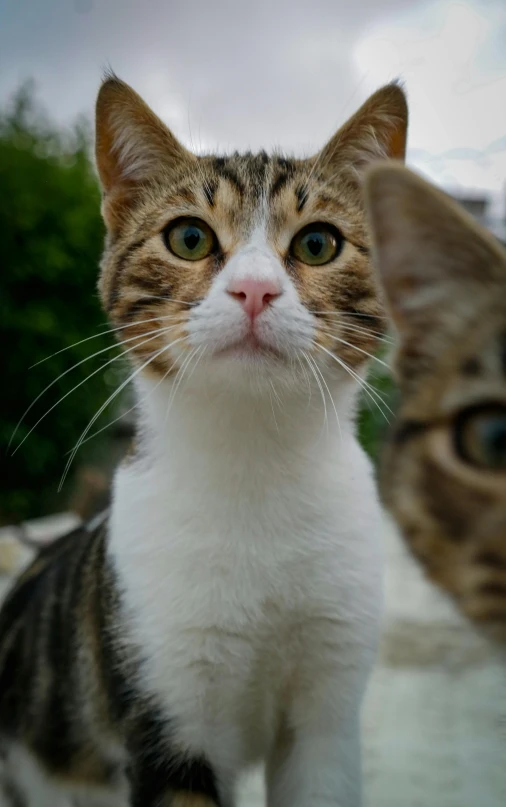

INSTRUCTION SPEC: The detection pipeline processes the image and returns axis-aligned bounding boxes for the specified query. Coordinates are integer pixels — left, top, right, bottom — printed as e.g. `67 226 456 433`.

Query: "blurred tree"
0 83 120 524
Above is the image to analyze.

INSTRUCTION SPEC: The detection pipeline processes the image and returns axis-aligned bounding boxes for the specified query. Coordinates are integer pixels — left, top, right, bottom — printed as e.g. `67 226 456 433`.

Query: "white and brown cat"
0 76 408 806
365 163 506 643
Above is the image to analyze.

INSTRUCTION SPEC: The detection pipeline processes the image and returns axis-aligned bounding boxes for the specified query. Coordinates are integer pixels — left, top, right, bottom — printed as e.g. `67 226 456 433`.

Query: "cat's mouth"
216 334 283 361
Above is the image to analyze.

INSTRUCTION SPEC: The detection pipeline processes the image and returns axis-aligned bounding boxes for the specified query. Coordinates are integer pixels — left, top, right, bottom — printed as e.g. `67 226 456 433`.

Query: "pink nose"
227 278 281 319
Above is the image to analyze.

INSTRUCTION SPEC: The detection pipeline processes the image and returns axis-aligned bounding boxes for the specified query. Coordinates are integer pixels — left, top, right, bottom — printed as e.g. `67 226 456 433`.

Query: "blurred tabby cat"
365 164 506 642
0 77 408 806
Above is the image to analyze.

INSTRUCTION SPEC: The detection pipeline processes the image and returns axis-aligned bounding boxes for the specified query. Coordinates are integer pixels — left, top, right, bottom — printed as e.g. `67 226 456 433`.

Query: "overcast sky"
1 0 505 215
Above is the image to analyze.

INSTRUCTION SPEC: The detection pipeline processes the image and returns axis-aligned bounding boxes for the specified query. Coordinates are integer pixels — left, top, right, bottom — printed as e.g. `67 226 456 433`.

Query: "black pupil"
184 227 201 251
306 233 323 256
484 420 506 464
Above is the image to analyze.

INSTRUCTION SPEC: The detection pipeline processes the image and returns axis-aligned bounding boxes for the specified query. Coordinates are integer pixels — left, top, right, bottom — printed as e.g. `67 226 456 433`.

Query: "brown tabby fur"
365 163 506 642
0 78 408 805
96 76 407 376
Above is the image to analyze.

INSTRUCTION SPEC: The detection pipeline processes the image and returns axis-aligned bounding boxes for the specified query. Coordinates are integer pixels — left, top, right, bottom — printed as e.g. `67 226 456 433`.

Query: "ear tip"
102 66 119 83
96 72 132 112
374 80 408 118
368 82 409 160
390 77 408 97
99 67 123 92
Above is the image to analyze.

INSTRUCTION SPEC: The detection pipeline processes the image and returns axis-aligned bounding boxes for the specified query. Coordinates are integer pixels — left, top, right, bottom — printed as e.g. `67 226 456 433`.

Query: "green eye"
455 404 506 470
290 223 344 266
163 217 216 261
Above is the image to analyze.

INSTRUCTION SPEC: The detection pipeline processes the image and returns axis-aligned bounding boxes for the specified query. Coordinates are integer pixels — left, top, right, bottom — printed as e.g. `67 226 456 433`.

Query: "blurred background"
1 4 506 804
1 0 505 525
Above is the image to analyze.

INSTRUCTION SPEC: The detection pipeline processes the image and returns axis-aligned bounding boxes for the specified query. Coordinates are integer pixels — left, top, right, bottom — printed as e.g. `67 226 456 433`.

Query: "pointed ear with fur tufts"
363 163 505 337
316 82 408 178
95 74 194 229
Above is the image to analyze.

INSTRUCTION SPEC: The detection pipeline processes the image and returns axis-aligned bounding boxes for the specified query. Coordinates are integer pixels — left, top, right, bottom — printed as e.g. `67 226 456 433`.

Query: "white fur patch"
110 369 383 805
105 222 384 805
185 224 315 370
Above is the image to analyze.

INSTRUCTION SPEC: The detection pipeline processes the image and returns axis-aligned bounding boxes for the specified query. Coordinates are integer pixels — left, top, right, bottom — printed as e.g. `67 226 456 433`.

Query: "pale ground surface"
1 513 506 807
241 517 506 807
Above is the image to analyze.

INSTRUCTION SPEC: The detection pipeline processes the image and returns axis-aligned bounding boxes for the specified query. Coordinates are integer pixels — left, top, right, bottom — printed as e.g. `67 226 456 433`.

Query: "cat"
0 75 408 807
364 162 506 643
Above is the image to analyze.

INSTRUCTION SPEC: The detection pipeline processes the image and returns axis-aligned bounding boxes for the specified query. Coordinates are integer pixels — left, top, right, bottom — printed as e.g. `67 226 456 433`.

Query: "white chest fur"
108 378 384 789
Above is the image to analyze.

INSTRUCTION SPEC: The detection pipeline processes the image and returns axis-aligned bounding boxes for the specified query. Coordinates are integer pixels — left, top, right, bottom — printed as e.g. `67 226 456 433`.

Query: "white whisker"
295 354 313 411
307 356 342 441
318 332 391 371
30 314 185 369
163 346 201 427
269 379 283 409
302 351 328 436
129 294 199 306
319 322 394 348
74 345 207 452
268 382 280 435
310 310 390 321
182 344 207 388
317 344 392 422
67 404 137 453
11 325 180 455
58 336 187 491
332 322 395 345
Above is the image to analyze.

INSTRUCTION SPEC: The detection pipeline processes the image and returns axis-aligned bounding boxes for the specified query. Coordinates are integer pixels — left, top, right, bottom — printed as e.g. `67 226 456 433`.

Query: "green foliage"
0 83 119 523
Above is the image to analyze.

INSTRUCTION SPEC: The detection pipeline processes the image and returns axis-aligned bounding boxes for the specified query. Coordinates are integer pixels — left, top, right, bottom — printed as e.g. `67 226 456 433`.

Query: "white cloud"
1 0 504 209
354 0 506 210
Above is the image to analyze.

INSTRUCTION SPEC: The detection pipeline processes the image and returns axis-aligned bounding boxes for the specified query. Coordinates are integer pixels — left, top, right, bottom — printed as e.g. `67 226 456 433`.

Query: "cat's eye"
454 404 506 471
163 217 216 261
290 223 344 266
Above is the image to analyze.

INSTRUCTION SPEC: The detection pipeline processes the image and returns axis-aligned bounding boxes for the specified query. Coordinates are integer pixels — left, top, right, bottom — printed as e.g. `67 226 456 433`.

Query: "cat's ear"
364 163 504 336
318 83 408 174
95 75 193 227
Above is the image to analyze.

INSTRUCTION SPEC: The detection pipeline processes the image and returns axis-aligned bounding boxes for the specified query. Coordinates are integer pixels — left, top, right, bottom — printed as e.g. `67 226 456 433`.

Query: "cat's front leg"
266 718 362 807
266 638 373 807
